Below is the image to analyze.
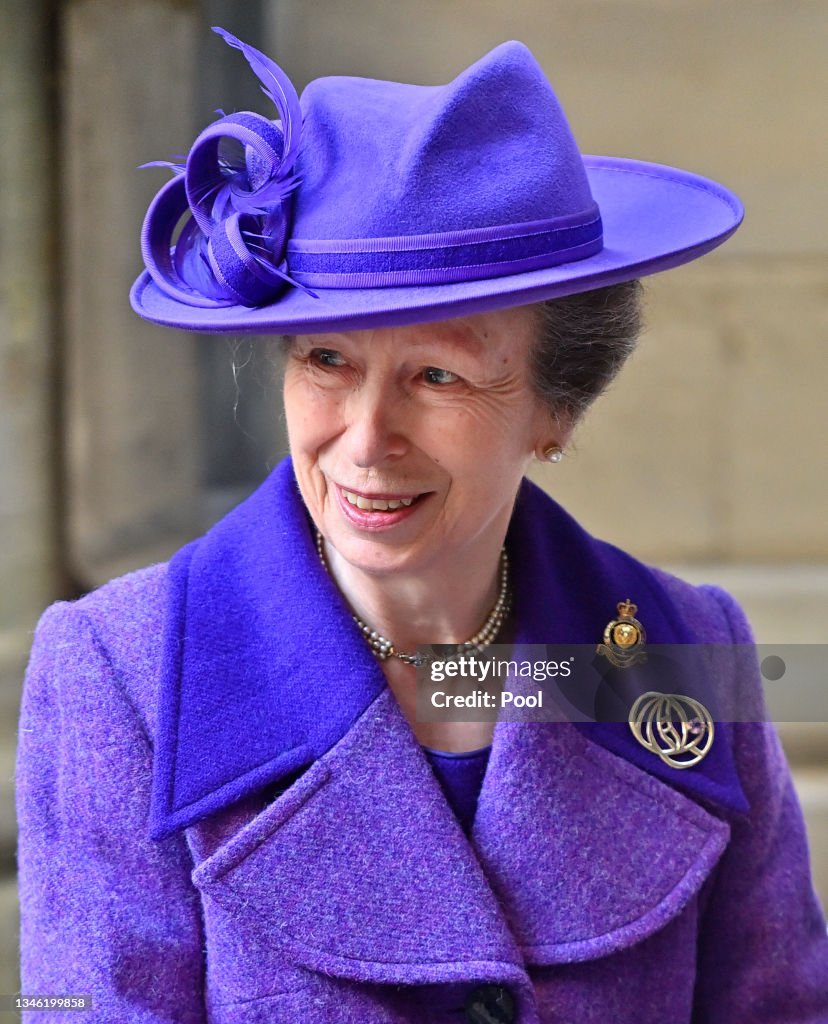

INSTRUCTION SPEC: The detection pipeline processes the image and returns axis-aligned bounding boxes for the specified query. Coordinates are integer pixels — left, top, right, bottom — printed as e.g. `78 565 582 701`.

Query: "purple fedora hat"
130 28 743 335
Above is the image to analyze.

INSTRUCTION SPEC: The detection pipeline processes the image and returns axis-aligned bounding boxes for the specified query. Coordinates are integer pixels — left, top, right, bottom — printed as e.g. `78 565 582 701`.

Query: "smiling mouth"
340 487 423 512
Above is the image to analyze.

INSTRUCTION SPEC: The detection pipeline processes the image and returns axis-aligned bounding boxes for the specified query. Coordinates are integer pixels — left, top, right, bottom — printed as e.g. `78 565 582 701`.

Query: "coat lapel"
506 479 749 814
473 715 730 965
189 683 530 988
149 458 389 840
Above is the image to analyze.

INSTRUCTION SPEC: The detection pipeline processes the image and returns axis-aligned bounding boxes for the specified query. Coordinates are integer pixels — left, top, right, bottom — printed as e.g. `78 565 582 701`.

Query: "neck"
320 538 506 656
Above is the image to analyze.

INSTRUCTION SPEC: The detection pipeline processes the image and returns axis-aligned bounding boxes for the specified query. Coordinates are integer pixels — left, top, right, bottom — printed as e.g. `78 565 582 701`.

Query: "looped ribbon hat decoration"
132 27 744 333
141 28 307 309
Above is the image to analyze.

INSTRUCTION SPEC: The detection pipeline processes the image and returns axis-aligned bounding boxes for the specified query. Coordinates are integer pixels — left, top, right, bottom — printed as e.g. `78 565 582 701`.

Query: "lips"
332 483 427 530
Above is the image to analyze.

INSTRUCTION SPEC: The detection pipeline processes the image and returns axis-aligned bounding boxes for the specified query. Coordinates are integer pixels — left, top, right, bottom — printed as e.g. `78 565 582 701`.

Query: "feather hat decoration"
140 27 307 308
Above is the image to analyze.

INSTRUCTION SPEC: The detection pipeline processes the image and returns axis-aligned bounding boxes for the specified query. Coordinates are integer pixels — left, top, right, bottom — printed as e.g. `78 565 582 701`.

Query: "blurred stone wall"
0 0 58 994
63 0 202 589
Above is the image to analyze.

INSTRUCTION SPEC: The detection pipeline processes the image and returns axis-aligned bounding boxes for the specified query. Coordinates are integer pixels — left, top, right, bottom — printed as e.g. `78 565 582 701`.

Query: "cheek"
430 424 522 497
283 376 340 452
437 395 541 467
427 396 511 444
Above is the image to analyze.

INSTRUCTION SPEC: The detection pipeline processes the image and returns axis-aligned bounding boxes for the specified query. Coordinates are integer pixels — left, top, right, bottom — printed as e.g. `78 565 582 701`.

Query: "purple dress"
423 744 493 837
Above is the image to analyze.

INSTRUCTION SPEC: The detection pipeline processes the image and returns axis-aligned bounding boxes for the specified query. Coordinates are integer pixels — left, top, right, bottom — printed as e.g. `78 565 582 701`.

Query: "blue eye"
423 366 459 385
312 348 346 367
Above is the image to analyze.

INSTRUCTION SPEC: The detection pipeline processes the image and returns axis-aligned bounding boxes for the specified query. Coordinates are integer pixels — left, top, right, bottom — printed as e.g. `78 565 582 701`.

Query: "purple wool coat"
16 458 828 1022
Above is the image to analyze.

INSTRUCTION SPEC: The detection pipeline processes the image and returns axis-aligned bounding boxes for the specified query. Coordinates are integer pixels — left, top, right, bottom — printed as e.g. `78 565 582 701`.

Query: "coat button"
464 983 516 1023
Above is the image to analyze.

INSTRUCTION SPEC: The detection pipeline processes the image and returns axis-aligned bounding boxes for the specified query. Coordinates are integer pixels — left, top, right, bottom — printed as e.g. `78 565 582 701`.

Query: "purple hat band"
287 207 603 288
132 30 743 333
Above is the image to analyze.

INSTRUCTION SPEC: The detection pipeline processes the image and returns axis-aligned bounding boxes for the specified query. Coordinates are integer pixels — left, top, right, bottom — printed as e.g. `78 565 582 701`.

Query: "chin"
328 530 432 576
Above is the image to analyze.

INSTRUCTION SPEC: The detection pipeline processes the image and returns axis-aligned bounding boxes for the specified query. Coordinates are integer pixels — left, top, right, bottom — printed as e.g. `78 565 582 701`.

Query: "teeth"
343 490 417 512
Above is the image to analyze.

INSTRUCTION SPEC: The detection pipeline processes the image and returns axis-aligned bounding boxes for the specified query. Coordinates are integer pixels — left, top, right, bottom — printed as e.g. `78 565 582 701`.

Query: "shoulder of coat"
67 561 170 737
646 563 752 645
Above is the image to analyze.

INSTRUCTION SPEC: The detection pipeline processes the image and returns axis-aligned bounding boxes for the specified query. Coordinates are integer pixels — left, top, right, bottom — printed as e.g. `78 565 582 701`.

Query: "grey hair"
530 279 644 426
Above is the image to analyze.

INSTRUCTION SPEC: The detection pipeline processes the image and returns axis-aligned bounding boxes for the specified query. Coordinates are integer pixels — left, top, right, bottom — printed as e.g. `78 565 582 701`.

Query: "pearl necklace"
314 530 512 666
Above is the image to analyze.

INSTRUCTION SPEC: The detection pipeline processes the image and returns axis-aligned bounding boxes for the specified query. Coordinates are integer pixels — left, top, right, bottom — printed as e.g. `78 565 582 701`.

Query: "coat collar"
149 456 748 843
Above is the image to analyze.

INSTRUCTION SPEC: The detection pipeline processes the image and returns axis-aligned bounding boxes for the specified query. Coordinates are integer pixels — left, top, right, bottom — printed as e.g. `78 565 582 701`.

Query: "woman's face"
283 306 556 577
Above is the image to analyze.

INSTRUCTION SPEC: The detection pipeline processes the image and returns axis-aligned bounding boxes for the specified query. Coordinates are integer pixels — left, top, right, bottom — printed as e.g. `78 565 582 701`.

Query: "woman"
17 28 828 1024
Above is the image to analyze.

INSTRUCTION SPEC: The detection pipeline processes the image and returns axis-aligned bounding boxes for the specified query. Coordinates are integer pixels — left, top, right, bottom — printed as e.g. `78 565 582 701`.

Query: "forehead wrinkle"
392 320 485 357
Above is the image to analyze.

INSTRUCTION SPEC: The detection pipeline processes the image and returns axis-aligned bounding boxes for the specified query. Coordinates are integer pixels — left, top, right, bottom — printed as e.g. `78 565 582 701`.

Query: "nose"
342 376 408 468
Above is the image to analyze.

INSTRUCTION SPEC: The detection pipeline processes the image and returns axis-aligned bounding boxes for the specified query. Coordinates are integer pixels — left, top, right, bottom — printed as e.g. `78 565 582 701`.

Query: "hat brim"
130 155 743 335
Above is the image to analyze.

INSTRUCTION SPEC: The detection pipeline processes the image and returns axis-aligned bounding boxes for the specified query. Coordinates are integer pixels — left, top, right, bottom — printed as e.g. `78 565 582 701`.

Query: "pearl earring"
542 445 563 463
